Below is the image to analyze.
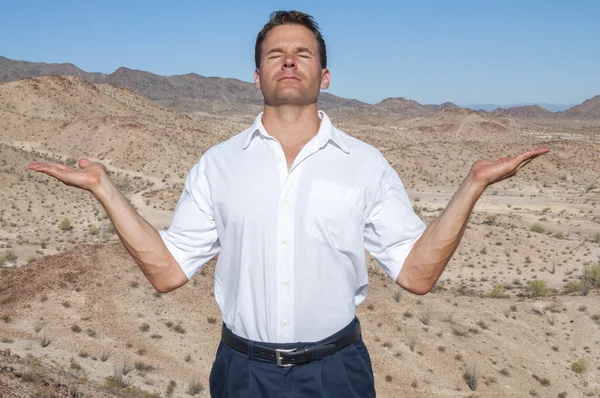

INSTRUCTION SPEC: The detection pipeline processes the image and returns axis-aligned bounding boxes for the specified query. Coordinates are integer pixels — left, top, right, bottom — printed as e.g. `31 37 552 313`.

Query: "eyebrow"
265 47 314 56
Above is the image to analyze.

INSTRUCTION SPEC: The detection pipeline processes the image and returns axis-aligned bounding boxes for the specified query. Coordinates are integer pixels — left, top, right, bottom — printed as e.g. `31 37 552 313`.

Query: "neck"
262 103 321 147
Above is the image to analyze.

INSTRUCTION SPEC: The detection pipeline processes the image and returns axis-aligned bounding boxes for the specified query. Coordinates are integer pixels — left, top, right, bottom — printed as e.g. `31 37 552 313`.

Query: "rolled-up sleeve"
364 156 426 282
159 154 220 280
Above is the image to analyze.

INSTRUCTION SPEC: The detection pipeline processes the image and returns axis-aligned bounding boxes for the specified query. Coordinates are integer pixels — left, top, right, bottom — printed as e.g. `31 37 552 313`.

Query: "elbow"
150 260 189 293
396 266 434 295
153 283 173 294
151 275 181 294
407 284 432 295
397 278 432 295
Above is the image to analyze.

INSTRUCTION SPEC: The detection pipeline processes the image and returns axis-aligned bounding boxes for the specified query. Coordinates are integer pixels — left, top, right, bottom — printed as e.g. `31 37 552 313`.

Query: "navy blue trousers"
209 317 376 397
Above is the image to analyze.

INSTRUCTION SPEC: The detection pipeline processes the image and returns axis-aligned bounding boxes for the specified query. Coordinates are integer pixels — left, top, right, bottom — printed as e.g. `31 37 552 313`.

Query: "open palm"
471 147 550 187
27 158 108 192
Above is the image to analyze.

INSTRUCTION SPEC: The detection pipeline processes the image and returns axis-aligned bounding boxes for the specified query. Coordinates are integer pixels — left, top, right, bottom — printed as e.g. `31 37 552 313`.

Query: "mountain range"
1 56 599 119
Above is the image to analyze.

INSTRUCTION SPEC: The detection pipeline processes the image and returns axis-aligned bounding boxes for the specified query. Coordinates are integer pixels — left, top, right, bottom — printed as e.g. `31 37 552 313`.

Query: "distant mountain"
491 105 554 118
424 101 460 112
556 95 600 119
2 56 596 119
0 56 106 83
0 56 368 116
373 97 434 117
463 103 576 113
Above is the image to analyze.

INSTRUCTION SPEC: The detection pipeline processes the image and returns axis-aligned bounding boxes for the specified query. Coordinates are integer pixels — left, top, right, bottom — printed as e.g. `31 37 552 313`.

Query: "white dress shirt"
159 110 426 343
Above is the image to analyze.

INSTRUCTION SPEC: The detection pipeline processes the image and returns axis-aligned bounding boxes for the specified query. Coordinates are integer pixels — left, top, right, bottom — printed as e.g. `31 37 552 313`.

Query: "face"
254 24 330 107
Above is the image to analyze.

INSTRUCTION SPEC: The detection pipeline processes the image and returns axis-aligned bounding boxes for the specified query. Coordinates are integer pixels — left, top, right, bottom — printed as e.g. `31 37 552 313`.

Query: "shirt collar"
242 110 349 154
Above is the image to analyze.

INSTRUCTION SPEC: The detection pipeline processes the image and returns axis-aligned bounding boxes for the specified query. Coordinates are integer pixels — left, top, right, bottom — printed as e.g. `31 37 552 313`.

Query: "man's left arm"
397 146 550 295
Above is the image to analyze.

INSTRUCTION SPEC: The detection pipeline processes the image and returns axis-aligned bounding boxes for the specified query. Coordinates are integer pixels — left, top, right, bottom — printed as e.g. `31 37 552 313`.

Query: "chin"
268 91 319 107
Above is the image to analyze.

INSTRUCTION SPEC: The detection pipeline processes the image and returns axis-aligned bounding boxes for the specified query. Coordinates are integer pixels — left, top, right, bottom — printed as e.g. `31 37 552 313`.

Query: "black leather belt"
221 319 362 367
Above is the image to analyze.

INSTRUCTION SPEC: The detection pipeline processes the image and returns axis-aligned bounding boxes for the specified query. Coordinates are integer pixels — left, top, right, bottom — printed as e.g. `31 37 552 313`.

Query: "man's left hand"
470 146 550 189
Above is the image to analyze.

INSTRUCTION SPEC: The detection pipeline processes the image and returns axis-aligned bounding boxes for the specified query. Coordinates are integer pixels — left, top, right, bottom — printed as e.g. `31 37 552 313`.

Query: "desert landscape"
0 57 599 397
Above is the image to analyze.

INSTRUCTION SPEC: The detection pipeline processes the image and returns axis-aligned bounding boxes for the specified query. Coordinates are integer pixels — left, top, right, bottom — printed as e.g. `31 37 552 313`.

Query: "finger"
78 158 91 168
516 147 550 163
31 164 72 179
28 161 68 171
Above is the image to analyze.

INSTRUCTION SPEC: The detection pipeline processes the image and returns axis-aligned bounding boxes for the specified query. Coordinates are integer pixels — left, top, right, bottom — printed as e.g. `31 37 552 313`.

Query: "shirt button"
284 198 289 204
283 280 289 285
277 158 284 163
282 320 288 326
281 239 288 245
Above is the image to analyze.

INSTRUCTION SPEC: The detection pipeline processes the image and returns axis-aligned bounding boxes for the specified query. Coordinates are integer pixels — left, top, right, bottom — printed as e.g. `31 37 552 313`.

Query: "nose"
283 53 296 70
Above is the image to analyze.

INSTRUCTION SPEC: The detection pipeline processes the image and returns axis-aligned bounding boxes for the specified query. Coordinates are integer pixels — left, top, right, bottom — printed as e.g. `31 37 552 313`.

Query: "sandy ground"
0 76 599 397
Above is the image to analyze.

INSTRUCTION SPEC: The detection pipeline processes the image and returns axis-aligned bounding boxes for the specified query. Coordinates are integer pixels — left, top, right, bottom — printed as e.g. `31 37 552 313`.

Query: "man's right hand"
26 157 188 293
27 158 109 194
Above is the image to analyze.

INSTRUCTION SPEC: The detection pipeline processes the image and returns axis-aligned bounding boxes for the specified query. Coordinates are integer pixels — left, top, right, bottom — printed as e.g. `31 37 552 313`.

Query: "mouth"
279 76 300 81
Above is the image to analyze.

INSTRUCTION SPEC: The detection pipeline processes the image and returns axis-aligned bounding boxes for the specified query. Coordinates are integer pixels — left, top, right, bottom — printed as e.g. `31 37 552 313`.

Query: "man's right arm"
27 158 187 293
92 173 188 293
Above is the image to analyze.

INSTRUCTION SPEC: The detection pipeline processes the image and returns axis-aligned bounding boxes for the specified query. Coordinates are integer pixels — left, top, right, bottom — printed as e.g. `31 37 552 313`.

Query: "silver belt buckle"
275 348 297 367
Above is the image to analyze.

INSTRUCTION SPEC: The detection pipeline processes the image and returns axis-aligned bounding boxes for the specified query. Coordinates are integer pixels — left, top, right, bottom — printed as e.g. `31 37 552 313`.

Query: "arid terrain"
0 60 599 398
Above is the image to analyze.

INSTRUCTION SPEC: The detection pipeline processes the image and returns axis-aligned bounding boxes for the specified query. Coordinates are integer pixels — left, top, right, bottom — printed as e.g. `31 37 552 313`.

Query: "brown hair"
255 10 327 69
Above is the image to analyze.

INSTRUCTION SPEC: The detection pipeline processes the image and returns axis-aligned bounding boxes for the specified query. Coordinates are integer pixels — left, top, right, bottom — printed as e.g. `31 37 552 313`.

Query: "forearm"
398 174 486 294
92 175 186 292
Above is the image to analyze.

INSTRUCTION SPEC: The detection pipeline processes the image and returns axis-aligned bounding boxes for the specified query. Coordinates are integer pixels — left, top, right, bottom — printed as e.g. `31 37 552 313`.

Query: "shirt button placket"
275 145 294 341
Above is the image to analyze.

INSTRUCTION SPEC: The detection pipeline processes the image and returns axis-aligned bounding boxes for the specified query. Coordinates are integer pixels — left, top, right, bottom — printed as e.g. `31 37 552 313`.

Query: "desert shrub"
100 350 112 362
134 361 154 372
0 250 18 266
87 226 100 236
571 359 587 373
70 361 82 371
527 280 549 297
483 215 497 226
58 218 72 231
187 378 204 395
34 320 44 333
40 335 51 347
476 320 489 330
166 380 177 397
463 364 480 391
418 309 431 325
564 280 581 294
530 223 545 233
413 204 422 217
488 284 509 298
583 263 600 289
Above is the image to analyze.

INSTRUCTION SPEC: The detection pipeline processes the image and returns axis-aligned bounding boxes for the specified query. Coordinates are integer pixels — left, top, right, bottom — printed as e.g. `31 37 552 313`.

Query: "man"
28 10 548 398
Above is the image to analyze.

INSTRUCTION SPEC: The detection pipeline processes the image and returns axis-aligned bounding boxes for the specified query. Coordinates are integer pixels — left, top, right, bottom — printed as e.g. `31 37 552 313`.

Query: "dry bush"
527 280 549 297
463 363 480 391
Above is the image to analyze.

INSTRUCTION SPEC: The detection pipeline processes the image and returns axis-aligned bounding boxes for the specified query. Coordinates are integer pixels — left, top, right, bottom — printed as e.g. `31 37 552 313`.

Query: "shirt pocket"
306 179 363 251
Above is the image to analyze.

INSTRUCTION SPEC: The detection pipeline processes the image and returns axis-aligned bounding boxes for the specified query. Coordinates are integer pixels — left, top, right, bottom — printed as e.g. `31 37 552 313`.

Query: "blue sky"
1 0 599 105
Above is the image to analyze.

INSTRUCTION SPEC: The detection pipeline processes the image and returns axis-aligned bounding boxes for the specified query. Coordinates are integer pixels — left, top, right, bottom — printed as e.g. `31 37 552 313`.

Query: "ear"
254 68 261 90
320 68 330 90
